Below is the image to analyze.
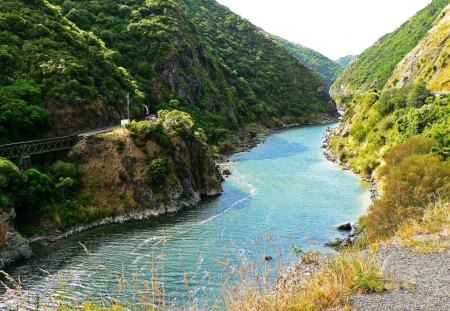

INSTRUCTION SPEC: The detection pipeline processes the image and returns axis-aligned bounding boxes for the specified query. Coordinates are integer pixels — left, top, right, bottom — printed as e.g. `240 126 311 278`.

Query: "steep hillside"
0 0 143 143
271 36 343 87
386 5 450 92
177 0 337 119
335 55 357 68
331 0 449 97
50 0 336 144
1 111 222 260
327 2 450 243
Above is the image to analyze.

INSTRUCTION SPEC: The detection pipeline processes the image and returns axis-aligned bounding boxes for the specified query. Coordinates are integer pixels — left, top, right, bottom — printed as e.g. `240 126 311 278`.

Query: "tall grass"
222 249 384 311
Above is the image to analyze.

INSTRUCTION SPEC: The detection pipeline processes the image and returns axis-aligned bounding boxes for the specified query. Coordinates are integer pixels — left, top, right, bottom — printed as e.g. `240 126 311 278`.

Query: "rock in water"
335 223 352 231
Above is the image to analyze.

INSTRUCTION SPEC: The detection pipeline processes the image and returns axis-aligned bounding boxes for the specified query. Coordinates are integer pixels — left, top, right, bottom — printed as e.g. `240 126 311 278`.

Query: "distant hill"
271 36 343 87
331 0 449 96
335 55 357 68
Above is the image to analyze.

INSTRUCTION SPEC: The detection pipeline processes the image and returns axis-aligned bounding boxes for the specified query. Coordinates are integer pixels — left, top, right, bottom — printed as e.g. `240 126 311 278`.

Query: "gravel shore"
351 242 450 311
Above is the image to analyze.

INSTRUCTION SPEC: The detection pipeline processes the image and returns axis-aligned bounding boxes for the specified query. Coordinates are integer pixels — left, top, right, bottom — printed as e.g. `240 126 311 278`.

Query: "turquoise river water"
5 124 370 308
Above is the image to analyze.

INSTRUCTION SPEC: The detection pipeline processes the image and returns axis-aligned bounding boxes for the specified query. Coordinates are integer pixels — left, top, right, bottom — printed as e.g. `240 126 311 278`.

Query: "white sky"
216 0 433 59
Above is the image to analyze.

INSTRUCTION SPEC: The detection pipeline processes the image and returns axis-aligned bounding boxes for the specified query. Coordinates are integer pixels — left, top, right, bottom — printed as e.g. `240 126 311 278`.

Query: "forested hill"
271 35 343 87
335 55 357 68
0 0 143 143
1 0 336 145
331 0 449 97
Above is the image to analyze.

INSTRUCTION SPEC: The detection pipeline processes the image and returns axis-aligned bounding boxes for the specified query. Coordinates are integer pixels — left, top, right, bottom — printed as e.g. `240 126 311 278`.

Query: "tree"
158 109 194 136
407 83 432 108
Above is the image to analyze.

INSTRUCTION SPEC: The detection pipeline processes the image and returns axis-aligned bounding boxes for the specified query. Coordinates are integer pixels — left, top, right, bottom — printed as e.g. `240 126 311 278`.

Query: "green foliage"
49 161 78 181
158 109 194 136
0 157 83 232
406 83 432 108
351 266 385 293
0 157 25 209
330 88 449 175
126 120 171 148
367 147 450 240
332 0 449 95
273 35 343 87
291 245 304 257
0 0 143 142
148 158 169 184
335 55 357 68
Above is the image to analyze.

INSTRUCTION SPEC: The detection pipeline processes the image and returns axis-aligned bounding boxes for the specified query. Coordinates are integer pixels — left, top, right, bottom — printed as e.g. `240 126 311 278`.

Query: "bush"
158 109 194 136
382 135 437 166
367 142 450 240
49 161 78 180
148 158 169 184
126 120 171 148
406 83 432 109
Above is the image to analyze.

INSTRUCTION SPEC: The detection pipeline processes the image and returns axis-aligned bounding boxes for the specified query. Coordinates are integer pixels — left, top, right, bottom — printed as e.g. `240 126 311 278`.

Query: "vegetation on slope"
0 110 221 236
49 0 335 145
0 0 143 143
271 35 343 87
331 0 449 96
386 5 450 92
335 55 357 68
177 0 337 121
329 2 450 242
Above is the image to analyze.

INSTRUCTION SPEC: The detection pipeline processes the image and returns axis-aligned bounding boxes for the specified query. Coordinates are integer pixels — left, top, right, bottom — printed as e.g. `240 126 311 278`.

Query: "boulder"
335 223 352 231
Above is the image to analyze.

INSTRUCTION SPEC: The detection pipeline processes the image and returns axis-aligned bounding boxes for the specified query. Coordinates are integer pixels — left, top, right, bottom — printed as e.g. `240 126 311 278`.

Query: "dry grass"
1 233 386 311
397 201 450 238
222 249 384 311
396 201 450 253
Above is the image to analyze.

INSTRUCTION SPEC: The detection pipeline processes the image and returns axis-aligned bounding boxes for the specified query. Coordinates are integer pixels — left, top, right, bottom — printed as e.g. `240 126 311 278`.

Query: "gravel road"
351 243 450 311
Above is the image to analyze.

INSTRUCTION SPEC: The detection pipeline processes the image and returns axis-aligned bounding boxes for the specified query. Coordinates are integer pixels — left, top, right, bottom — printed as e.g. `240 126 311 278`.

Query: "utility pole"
126 93 130 121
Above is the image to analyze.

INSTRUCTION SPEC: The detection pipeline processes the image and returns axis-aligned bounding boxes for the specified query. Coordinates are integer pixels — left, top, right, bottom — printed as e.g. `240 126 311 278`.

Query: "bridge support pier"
19 156 32 171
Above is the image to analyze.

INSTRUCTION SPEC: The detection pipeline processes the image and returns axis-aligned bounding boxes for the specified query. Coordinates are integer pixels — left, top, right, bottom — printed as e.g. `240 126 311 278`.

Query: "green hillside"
335 55 357 68
387 5 450 92
0 0 142 143
328 1 450 241
271 36 343 87
331 0 449 96
47 0 335 145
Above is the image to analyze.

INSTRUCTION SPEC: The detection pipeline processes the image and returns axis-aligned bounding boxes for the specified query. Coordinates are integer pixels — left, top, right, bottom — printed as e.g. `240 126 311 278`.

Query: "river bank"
2 119 371 309
27 115 340 255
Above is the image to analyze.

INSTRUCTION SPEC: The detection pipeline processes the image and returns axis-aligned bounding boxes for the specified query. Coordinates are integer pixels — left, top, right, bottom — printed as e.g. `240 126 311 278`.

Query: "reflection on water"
4 124 371 308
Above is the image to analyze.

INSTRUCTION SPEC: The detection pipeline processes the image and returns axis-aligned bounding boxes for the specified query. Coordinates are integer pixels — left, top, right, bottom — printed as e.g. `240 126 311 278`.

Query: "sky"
215 0 432 60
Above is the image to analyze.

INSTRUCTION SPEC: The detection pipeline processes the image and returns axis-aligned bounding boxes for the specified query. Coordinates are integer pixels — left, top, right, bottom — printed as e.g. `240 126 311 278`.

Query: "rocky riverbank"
322 126 380 200
1 115 339 269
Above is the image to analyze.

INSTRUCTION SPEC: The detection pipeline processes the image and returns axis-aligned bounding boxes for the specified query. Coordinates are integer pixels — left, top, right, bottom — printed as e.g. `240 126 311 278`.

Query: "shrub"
148 158 169 184
158 109 194 136
367 147 450 240
406 83 432 109
49 161 78 180
382 135 437 166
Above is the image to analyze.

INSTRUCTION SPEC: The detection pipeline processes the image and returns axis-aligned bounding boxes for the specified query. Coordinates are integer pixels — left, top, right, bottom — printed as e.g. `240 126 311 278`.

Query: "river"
4 124 371 308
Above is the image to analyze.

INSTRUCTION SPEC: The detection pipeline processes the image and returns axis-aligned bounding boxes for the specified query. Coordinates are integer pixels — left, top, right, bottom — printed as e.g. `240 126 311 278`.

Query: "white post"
127 93 130 121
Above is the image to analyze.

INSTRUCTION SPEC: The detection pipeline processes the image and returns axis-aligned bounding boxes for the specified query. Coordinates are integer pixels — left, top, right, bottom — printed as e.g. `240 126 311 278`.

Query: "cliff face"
74 127 222 220
0 114 223 267
0 210 32 269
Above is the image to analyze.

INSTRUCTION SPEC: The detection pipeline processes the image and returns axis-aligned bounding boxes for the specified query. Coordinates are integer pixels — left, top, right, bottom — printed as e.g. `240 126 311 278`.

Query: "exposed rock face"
74 128 223 221
0 210 32 269
0 232 32 269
